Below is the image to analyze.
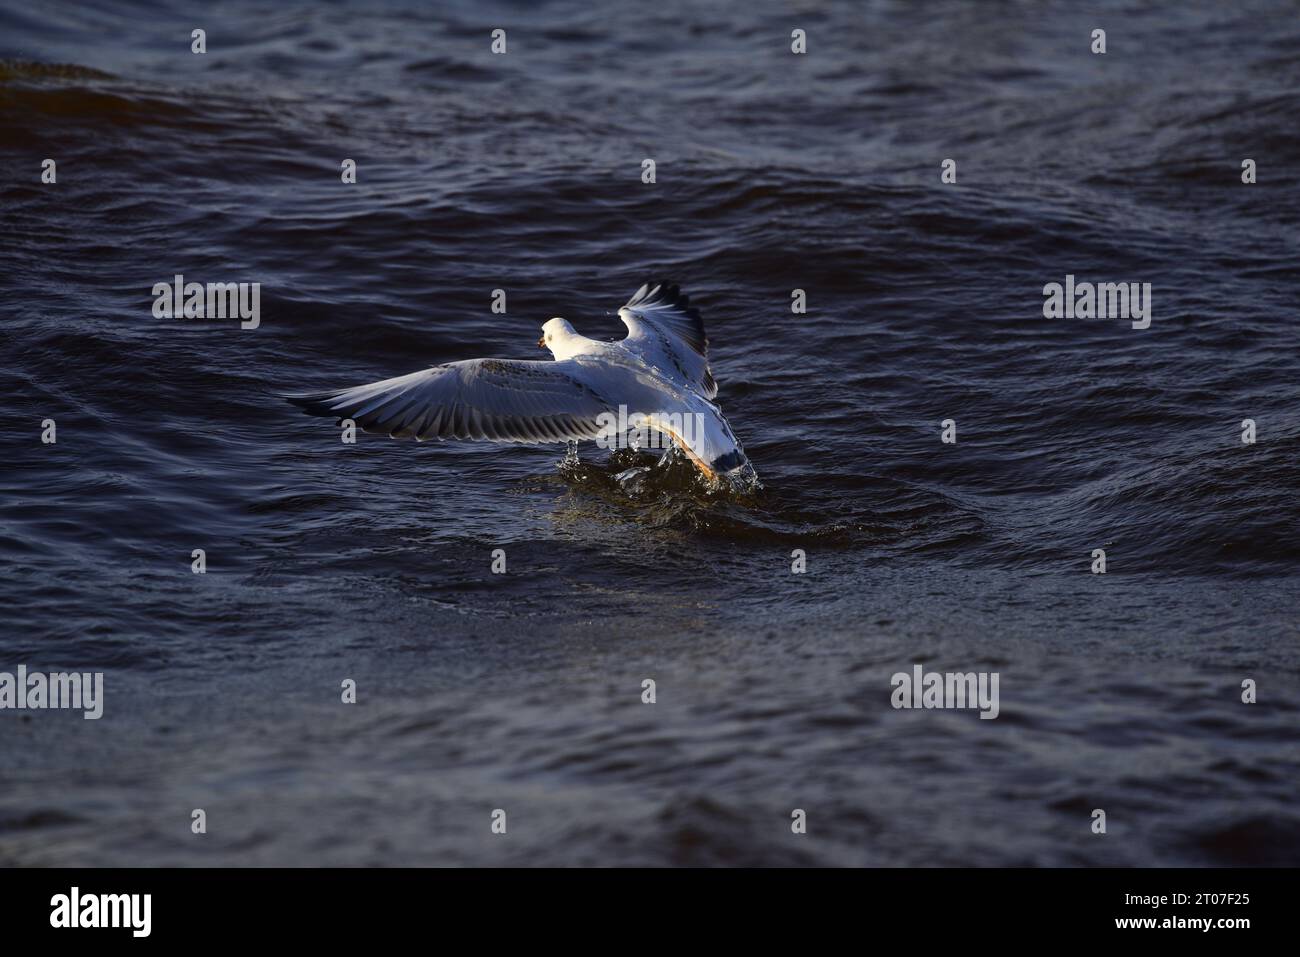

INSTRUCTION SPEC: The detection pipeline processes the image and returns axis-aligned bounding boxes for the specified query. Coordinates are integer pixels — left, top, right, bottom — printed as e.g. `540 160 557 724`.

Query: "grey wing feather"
285 358 616 443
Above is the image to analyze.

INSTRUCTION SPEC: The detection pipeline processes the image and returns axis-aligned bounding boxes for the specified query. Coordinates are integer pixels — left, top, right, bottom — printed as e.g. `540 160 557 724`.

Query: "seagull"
286 283 757 487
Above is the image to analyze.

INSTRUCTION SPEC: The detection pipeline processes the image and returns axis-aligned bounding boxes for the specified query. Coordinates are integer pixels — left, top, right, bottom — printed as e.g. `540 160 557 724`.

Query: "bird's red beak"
538 336 547 349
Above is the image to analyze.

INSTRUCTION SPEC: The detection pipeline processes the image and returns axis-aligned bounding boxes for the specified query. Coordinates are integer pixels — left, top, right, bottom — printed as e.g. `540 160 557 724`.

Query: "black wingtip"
629 280 702 317
281 390 341 418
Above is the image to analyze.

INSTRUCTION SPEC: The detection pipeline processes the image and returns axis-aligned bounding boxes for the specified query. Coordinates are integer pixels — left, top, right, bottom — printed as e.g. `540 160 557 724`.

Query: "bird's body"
287 283 756 487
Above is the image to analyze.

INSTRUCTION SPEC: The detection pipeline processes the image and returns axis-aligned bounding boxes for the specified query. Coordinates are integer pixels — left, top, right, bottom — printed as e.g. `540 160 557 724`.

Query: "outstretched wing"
285 358 616 443
617 282 717 399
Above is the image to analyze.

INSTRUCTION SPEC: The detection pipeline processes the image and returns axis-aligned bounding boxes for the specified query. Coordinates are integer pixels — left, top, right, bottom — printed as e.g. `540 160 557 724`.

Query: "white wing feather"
617 282 717 399
287 358 616 443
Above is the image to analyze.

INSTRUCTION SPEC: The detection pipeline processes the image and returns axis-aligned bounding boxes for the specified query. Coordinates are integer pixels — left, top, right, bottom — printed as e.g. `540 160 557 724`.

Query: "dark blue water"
1 0 1298 866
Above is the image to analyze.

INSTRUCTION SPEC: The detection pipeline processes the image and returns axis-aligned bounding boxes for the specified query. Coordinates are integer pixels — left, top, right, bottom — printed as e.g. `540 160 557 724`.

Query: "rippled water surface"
1 0 1298 866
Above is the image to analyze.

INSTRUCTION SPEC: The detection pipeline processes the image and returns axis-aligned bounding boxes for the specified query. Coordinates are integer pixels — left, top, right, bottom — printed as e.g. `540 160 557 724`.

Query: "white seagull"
287 283 757 486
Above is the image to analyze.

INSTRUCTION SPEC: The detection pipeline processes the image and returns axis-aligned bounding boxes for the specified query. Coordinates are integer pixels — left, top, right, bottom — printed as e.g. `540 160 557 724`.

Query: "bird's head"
538 317 578 358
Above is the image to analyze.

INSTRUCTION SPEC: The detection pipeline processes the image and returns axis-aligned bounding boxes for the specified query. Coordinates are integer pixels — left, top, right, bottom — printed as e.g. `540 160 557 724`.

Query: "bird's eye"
546 334 551 342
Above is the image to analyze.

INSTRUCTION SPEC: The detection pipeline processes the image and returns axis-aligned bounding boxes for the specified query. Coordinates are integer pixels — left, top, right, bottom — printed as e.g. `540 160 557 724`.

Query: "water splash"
556 442 763 503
